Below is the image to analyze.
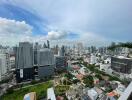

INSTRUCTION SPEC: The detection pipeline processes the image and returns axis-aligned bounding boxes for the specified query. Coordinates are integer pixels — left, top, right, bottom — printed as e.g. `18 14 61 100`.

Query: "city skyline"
0 0 132 46
0 1 132 99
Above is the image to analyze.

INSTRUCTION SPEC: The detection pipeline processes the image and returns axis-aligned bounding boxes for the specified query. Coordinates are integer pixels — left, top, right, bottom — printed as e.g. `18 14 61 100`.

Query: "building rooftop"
118 82 132 100
114 55 132 60
88 88 98 97
47 87 56 100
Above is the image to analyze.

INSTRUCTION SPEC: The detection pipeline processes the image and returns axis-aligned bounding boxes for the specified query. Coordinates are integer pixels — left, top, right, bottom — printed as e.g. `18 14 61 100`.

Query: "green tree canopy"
83 75 94 88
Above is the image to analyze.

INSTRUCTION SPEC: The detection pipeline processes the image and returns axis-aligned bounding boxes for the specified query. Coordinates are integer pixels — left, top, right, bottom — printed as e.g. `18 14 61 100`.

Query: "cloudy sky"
0 0 132 46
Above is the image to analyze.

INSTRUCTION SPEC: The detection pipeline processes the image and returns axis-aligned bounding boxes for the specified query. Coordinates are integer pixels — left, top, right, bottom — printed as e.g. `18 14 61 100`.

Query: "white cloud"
0 17 33 45
0 17 69 45
79 32 110 46
0 17 32 35
47 31 68 40
0 17 110 46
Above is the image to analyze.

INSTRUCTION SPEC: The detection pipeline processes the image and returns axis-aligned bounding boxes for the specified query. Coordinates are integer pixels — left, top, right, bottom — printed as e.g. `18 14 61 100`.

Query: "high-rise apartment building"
0 53 10 81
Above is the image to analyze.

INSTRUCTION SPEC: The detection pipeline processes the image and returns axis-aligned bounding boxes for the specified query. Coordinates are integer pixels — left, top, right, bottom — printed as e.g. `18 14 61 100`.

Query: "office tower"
129 49 132 58
58 45 65 56
90 54 97 64
10 55 15 69
47 40 50 48
55 55 67 71
61 45 65 56
0 53 10 81
34 42 39 65
77 42 83 54
87 47 91 53
16 42 33 69
42 40 50 48
111 56 132 74
37 48 55 79
54 45 59 55
15 42 34 82
43 43 47 48
98 47 108 54
98 47 105 54
91 46 96 53
111 56 132 79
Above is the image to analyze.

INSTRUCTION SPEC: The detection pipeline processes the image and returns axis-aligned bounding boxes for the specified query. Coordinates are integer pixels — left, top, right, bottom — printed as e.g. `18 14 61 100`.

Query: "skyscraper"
77 42 83 55
16 42 33 69
47 40 50 48
15 42 34 82
34 42 39 65
43 43 47 48
58 45 65 56
37 48 55 79
0 53 10 81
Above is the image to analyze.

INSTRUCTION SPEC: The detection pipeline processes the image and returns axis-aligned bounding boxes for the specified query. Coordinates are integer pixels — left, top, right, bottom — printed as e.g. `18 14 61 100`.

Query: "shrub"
31 80 38 84
6 88 14 94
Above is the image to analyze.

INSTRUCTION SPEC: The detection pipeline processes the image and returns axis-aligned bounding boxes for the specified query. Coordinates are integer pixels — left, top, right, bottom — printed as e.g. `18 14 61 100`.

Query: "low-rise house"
66 89 78 100
79 67 90 75
93 77 99 85
66 84 84 100
72 65 80 70
107 91 117 100
100 64 112 74
94 87 103 95
56 96 64 100
76 74 84 80
87 88 98 100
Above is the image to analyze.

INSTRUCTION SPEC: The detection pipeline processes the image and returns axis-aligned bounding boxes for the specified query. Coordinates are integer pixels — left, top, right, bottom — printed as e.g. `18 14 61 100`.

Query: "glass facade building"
111 57 132 74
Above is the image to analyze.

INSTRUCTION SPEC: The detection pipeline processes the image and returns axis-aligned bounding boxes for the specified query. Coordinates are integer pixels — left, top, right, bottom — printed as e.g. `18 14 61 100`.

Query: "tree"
95 74 102 80
64 73 73 79
83 75 94 88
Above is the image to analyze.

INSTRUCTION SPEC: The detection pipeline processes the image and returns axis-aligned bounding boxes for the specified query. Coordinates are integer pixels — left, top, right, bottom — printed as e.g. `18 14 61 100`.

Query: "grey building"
111 56 132 74
0 53 10 81
55 56 67 71
58 45 65 56
16 42 33 69
34 42 39 65
47 40 50 48
37 48 55 79
15 42 34 82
